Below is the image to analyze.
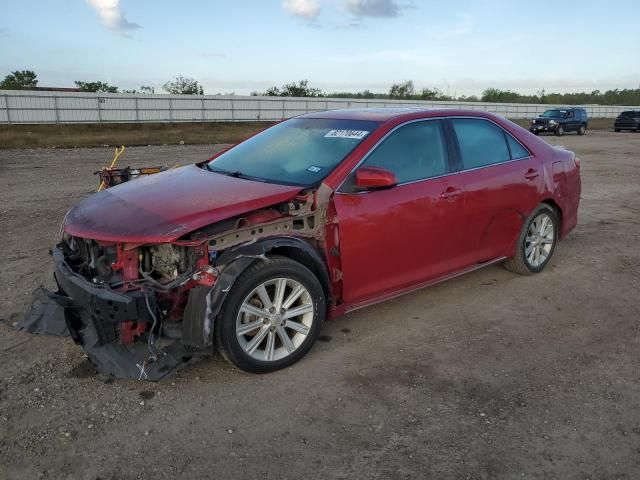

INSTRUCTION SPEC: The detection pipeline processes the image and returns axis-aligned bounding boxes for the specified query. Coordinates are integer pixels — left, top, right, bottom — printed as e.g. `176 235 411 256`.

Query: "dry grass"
0 118 616 149
0 122 275 149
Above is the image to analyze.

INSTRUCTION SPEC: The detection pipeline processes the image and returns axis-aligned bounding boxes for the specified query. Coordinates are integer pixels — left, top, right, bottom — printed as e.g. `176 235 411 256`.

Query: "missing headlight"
139 244 194 282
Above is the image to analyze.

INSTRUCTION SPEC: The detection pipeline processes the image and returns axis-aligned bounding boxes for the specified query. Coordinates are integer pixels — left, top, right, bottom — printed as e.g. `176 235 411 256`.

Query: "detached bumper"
20 247 199 381
51 246 155 325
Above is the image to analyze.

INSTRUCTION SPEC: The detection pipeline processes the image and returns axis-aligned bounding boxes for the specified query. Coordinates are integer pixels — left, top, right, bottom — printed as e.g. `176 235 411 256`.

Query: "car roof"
298 107 501 123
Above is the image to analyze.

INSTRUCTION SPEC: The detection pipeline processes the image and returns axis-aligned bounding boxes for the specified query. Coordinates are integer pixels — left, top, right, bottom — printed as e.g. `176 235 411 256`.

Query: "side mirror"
355 167 398 190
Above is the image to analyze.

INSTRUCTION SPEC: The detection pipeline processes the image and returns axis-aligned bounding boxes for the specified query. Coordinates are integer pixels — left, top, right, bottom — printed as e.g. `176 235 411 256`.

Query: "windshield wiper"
206 164 266 182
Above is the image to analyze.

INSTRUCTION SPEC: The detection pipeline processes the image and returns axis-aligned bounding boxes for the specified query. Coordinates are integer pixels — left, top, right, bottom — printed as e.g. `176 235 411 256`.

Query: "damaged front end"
21 191 330 381
22 237 213 380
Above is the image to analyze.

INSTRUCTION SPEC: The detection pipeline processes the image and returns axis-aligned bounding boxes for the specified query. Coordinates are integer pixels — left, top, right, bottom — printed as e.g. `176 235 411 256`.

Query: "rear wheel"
215 256 325 373
615 128 621 133
577 125 586 135
555 125 564 137
504 205 559 275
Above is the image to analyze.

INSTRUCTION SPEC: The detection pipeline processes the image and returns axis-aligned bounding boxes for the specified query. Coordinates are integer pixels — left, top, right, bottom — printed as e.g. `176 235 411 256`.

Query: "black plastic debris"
19 287 71 337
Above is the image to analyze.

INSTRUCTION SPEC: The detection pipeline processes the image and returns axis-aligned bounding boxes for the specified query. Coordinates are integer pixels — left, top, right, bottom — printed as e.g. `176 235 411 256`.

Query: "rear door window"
451 119 511 169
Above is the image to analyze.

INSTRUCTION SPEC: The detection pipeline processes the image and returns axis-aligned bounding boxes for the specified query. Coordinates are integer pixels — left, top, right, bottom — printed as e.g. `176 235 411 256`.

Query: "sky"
1 0 639 96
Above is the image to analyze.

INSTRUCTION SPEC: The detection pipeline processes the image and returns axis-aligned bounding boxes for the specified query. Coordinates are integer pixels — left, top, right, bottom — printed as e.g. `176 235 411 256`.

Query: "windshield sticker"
324 129 370 140
307 166 322 173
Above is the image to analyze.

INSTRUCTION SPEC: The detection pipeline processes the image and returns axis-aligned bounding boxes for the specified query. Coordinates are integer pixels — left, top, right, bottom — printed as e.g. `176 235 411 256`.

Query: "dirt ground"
0 130 639 480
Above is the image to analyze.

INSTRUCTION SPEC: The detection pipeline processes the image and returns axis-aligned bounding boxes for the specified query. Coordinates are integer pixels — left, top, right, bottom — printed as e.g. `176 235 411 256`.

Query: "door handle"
440 187 462 201
524 169 539 180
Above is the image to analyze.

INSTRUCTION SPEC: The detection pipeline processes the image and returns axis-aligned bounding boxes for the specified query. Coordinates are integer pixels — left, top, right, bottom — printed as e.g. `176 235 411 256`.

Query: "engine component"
140 244 193 281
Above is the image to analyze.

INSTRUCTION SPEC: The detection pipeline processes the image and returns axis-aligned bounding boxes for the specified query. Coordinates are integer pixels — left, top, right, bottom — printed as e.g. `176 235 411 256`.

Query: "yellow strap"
97 145 126 192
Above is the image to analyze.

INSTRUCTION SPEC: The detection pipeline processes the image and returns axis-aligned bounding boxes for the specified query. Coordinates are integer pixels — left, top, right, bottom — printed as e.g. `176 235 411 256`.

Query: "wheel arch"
540 198 562 232
182 236 331 350
214 236 331 300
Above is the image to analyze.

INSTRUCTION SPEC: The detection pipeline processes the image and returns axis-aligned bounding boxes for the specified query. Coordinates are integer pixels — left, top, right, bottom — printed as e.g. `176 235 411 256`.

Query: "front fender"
181 236 331 350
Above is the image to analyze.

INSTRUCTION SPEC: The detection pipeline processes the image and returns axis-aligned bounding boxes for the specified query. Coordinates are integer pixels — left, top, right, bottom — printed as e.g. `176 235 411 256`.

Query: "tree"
74 81 118 93
263 80 322 97
481 87 529 103
537 88 546 103
389 80 414 99
280 80 322 97
0 70 38 89
264 86 281 96
163 76 204 95
358 89 375 99
140 85 155 94
419 87 447 100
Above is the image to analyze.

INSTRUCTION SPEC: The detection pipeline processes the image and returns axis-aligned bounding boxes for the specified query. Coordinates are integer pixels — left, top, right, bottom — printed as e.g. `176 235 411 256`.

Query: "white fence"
0 90 636 124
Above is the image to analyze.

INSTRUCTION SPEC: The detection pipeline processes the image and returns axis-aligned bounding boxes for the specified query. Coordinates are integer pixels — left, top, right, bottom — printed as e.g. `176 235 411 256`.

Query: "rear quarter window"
506 135 530 159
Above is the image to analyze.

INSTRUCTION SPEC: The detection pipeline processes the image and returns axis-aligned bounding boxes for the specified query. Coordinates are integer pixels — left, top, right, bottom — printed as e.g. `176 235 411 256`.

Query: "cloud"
87 0 140 33
282 0 321 20
198 52 227 60
344 0 406 18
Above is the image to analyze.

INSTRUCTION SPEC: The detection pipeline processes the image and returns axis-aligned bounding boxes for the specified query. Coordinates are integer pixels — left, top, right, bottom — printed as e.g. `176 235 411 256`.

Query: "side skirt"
343 257 507 314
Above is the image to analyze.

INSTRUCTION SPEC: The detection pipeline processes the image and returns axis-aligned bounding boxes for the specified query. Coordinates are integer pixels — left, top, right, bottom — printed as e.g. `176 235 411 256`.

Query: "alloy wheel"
524 213 555 268
235 277 314 362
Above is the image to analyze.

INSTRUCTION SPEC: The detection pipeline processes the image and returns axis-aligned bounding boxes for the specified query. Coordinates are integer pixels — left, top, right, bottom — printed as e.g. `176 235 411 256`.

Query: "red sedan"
24 109 581 379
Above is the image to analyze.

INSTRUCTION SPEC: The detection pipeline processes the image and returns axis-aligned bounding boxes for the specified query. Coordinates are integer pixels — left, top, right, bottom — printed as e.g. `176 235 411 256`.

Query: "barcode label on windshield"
324 130 369 139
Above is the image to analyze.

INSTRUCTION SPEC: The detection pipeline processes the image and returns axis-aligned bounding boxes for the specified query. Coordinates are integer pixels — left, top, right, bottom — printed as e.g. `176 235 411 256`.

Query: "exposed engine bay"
20 184 334 381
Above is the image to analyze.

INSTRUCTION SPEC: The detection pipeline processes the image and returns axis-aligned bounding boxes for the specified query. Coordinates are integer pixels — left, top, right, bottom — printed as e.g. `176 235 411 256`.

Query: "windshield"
207 118 380 186
620 111 639 117
541 110 567 118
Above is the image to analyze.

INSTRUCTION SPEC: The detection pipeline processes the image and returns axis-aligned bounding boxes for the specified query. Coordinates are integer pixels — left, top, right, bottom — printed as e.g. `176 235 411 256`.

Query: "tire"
215 255 325 373
577 125 586 136
504 204 559 275
555 125 564 137
614 128 620 133
531 130 539 136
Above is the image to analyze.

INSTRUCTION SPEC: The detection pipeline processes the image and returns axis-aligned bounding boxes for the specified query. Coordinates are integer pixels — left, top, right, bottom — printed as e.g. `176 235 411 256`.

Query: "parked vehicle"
530 108 588 136
23 109 581 379
614 110 640 132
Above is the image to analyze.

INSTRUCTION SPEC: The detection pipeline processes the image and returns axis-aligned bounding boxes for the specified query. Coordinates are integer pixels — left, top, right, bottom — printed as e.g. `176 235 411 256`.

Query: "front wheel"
577 125 586 135
504 205 559 275
555 125 564 136
215 256 325 373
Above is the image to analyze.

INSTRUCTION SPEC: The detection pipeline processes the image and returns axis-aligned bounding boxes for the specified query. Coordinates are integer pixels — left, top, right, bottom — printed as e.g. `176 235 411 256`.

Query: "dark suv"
614 110 640 132
530 108 588 136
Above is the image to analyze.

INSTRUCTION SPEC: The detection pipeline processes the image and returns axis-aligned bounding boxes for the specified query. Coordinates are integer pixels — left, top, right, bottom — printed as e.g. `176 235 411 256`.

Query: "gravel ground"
0 131 639 480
